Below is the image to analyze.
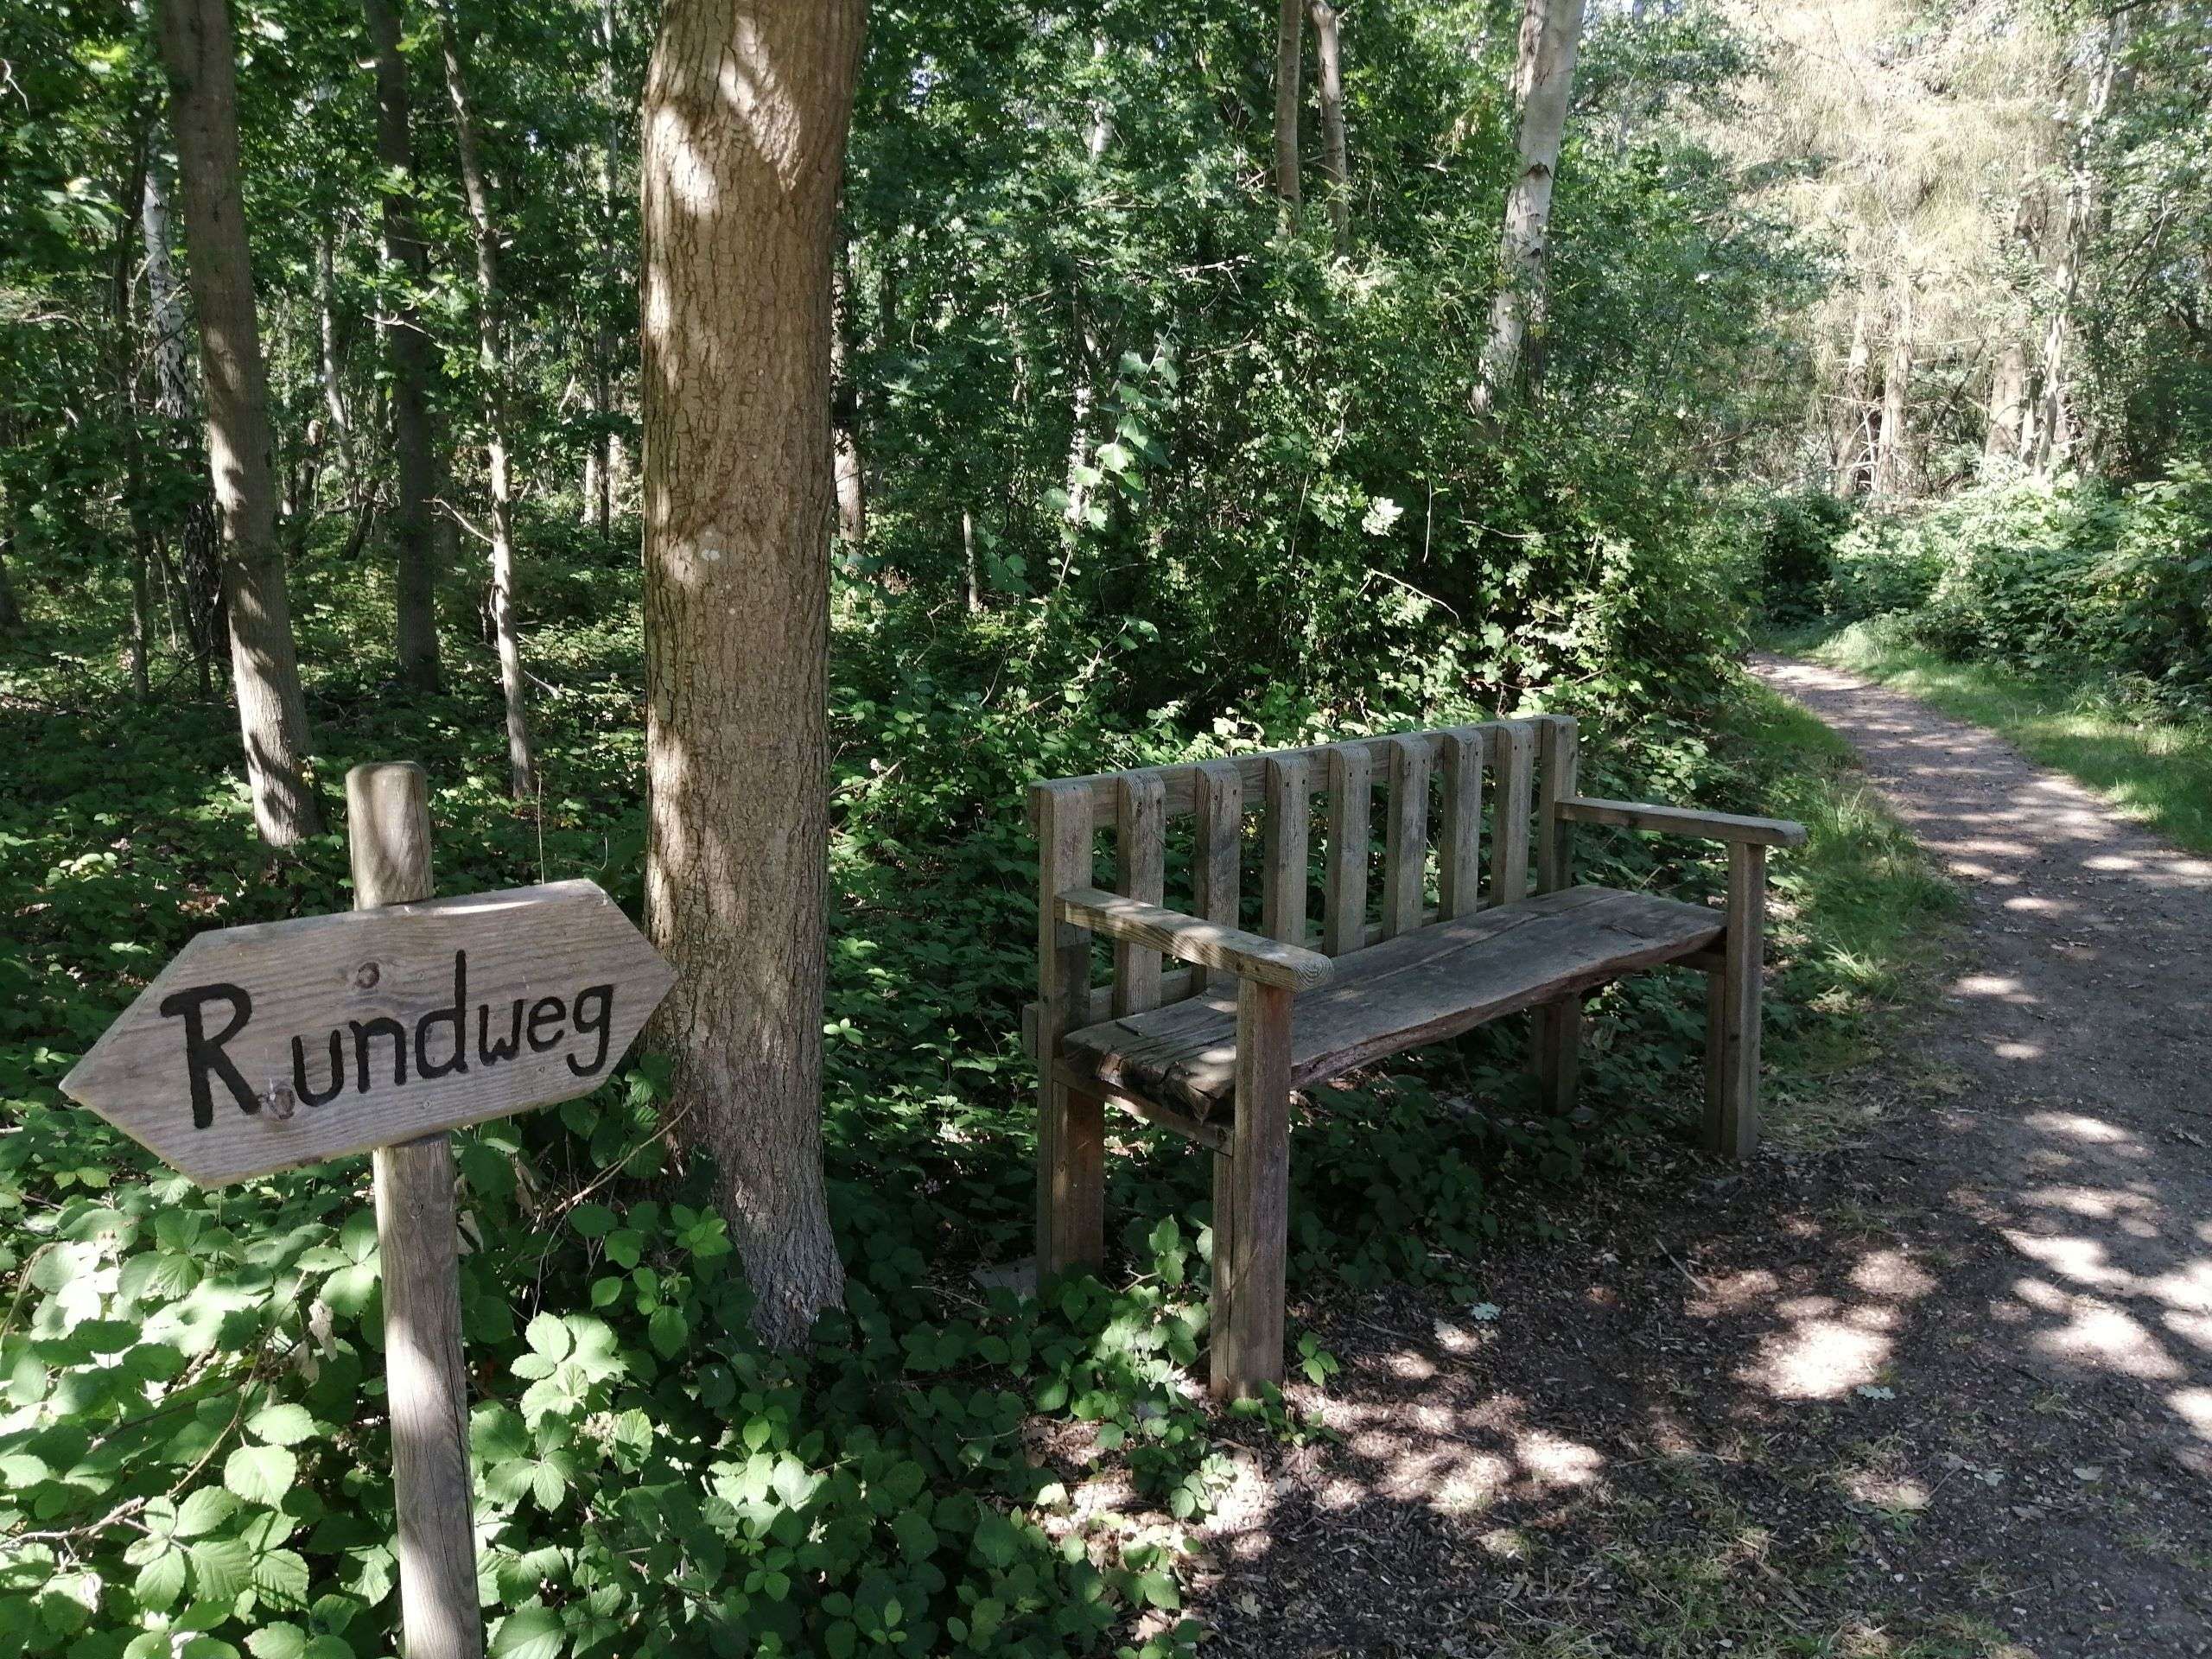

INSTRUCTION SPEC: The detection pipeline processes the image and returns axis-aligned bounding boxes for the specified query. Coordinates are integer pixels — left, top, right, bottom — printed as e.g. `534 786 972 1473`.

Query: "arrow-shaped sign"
63 878 671 1184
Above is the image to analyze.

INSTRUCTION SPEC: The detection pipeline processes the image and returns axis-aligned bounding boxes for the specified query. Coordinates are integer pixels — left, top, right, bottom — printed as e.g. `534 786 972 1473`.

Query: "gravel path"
1192 659 2212 1657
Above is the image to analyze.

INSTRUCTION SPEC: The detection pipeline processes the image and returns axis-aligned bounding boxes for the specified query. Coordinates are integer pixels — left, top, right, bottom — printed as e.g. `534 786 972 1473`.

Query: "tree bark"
142 149 194 421
361 0 442 690
1474 0 1586 413
1872 281 1914 498
1985 337 2029 460
115 132 156 702
317 227 358 506
640 0 862 1349
436 0 537 800
1831 300 1872 497
590 0 619 543
1272 0 1302 206
154 0 326 843
1308 0 1348 243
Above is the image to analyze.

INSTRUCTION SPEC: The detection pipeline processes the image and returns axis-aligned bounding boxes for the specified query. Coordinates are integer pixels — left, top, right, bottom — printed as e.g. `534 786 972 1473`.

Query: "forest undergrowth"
0 517 1936 1659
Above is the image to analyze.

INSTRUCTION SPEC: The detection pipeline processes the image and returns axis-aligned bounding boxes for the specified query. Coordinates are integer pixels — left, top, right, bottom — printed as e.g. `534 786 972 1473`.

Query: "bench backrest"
1030 715 1580 1031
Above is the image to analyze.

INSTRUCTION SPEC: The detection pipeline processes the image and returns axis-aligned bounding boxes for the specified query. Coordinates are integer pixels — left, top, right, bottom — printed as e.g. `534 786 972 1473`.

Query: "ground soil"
1190 658 2212 1658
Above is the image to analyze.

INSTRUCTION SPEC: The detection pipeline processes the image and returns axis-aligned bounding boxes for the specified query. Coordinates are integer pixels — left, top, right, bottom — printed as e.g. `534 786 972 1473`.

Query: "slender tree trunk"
1272 0 1302 206
830 247 865 548
317 227 357 505
0 516 22 635
115 133 156 701
154 0 325 843
436 0 537 800
591 0 618 543
2028 10 2127 476
640 0 862 1350
361 0 442 690
962 506 981 612
1986 338 2029 460
1308 0 1348 244
142 149 194 420
1474 0 1586 413
1872 282 1914 498
1831 301 1872 497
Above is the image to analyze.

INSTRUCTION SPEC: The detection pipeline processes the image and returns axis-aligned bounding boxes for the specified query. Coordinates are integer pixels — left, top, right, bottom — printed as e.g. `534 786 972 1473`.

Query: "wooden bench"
1027 716 1805 1398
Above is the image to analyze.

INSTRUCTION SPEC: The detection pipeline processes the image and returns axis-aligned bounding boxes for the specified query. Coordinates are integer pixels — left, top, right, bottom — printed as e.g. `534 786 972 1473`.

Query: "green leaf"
489 1605 567 1659
524 1313 571 1361
134 1547 188 1611
249 1404 316 1446
224 1444 297 1507
646 1306 686 1358
188 1536 255 1600
245 1624 307 1659
889 1508 938 1560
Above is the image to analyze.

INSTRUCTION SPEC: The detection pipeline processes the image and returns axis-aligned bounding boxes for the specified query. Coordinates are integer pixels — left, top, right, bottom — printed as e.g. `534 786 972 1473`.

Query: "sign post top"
63 878 671 1184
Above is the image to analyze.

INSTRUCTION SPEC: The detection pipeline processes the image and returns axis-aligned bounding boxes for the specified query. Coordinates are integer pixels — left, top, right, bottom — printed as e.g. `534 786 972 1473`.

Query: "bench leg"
1703 842 1766 1159
1211 981 1292 1401
1532 994 1582 1116
1038 1077 1105 1276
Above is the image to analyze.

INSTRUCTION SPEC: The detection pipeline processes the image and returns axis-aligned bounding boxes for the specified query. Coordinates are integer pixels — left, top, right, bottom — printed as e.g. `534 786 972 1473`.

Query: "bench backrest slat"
1321 744 1371 956
1438 726 1484 919
1190 760 1243 993
1260 754 1311 947
1114 775 1166 1016
1382 736 1429 939
1031 715 1575 1030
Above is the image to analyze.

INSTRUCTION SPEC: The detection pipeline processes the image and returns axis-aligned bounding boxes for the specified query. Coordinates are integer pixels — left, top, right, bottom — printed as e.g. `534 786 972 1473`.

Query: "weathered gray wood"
1488 721 1535 906
1704 842 1766 1159
1190 760 1243 993
1534 715 1579 894
1557 796 1808 848
1033 779 1103 1274
1114 775 1166 1016
1529 717 1581 1107
1049 731 1452 831
1382 736 1429 939
1261 753 1311 947
1322 744 1371 956
1437 726 1484 918
1212 979 1292 1399
1056 887 1334 991
1064 886 1724 1115
59 876 671 1184
1058 1062 1230 1154
350 764 481 1659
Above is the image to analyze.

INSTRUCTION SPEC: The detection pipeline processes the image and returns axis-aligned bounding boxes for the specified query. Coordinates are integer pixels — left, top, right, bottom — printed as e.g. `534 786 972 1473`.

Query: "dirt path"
1196 659 2212 1657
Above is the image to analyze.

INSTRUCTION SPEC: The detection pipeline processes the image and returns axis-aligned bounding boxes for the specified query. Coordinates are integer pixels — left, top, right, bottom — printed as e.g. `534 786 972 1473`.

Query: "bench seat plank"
1061 885 1724 1117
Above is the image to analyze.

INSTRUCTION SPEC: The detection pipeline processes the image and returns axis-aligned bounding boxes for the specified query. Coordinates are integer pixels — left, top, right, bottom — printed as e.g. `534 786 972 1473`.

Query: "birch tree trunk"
316 228 357 506
114 144 155 702
154 0 326 844
640 0 862 1350
361 0 442 691
142 149 194 421
589 0 618 542
1872 282 1914 498
1273 0 1302 206
1830 301 1872 497
436 0 537 800
2027 11 2127 476
1986 338 2029 460
830 249 865 548
1308 0 1349 243
1474 0 1586 413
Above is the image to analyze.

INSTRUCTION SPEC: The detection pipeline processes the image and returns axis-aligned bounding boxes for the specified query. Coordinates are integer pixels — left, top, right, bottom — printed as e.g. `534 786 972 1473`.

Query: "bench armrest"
1054 887 1334 992
1555 796 1807 849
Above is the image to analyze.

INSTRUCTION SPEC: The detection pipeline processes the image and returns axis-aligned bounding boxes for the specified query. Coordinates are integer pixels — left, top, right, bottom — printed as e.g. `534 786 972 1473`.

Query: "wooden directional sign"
62 878 672 1184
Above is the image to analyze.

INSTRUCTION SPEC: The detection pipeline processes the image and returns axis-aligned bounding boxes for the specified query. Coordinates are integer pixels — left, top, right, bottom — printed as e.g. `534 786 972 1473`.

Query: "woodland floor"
1187 658 2212 1658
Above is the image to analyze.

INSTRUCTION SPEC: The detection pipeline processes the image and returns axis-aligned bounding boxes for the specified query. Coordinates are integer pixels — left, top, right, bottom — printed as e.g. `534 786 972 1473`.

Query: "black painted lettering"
479 999 524 1065
526 995 567 1053
415 950 469 1081
291 1030 348 1107
350 1017 410 1090
566 985 614 1077
159 982 257 1129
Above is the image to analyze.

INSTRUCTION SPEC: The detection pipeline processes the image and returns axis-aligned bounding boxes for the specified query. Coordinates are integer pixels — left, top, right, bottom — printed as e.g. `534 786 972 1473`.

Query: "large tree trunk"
1474 0 1586 413
436 0 537 800
361 0 442 690
154 0 326 843
1308 0 1348 243
640 0 862 1349
1986 337 2029 460
1272 0 1302 206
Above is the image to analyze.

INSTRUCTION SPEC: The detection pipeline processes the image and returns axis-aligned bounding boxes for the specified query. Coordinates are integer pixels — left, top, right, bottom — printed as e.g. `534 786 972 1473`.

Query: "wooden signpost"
62 763 673 1659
